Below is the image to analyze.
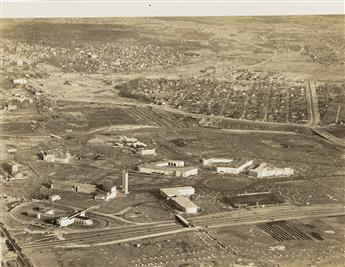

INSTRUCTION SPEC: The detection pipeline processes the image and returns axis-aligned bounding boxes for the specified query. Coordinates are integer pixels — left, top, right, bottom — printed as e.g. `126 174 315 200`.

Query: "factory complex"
114 135 156 156
203 157 253 174
138 160 198 177
202 157 295 178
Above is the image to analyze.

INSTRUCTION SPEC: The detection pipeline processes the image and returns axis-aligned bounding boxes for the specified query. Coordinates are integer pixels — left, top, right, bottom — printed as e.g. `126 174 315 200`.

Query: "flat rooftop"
172 196 198 209
160 186 195 197
217 158 252 168
139 163 197 171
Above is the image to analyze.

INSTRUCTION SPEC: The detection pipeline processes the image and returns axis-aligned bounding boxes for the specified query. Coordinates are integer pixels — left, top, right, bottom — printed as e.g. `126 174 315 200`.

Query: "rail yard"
1 16 345 267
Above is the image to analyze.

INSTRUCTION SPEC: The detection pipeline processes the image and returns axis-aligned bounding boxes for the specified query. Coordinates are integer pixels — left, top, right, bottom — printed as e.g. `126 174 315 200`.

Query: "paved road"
312 127 345 148
305 81 345 147
306 81 318 126
19 204 344 250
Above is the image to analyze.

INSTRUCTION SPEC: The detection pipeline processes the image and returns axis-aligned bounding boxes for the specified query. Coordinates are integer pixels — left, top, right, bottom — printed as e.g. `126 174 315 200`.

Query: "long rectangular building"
160 186 195 198
159 186 198 214
249 163 294 178
171 196 198 214
216 159 253 174
138 160 198 177
50 180 96 194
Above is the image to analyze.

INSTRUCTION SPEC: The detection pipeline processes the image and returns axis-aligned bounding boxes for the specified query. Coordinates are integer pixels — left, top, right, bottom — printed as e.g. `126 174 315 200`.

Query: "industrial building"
172 196 198 214
57 215 93 227
56 207 95 227
74 216 93 226
94 184 117 201
27 206 54 220
115 135 156 156
215 159 253 174
202 158 234 166
138 148 156 156
159 186 198 214
159 186 195 198
249 163 294 178
50 180 97 194
138 160 198 177
49 195 61 202
42 151 72 164
13 78 27 86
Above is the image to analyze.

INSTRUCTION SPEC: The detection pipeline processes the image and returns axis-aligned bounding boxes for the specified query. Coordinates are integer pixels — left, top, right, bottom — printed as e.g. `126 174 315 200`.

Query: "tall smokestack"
122 169 128 194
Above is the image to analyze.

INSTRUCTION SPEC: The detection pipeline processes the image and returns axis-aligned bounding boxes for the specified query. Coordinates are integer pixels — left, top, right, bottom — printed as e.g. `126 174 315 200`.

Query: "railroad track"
18 204 345 250
189 207 344 229
257 221 312 241
20 220 180 250
0 224 34 267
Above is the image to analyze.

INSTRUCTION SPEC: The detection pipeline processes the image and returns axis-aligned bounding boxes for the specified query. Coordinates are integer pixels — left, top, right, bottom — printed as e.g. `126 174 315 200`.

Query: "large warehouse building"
160 186 195 198
42 151 72 164
159 186 198 213
215 159 253 174
250 163 294 178
138 160 198 177
202 158 234 166
50 180 97 194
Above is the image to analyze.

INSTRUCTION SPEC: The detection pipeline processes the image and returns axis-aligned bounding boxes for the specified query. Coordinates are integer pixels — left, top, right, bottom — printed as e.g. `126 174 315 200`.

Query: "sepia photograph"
0 1 344 267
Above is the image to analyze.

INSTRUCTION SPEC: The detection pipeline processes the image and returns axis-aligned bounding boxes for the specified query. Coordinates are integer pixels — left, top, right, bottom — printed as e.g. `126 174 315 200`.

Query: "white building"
118 135 156 155
49 195 61 202
56 216 75 227
74 216 93 226
216 160 253 174
138 148 156 156
42 151 71 164
159 186 195 198
166 160 185 167
172 196 198 214
202 158 234 166
27 207 54 220
7 148 17 154
7 104 18 111
95 184 117 201
138 160 197 177
16 60 24 66
159 186 198 214
250 163 294 178
13 79 27 86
